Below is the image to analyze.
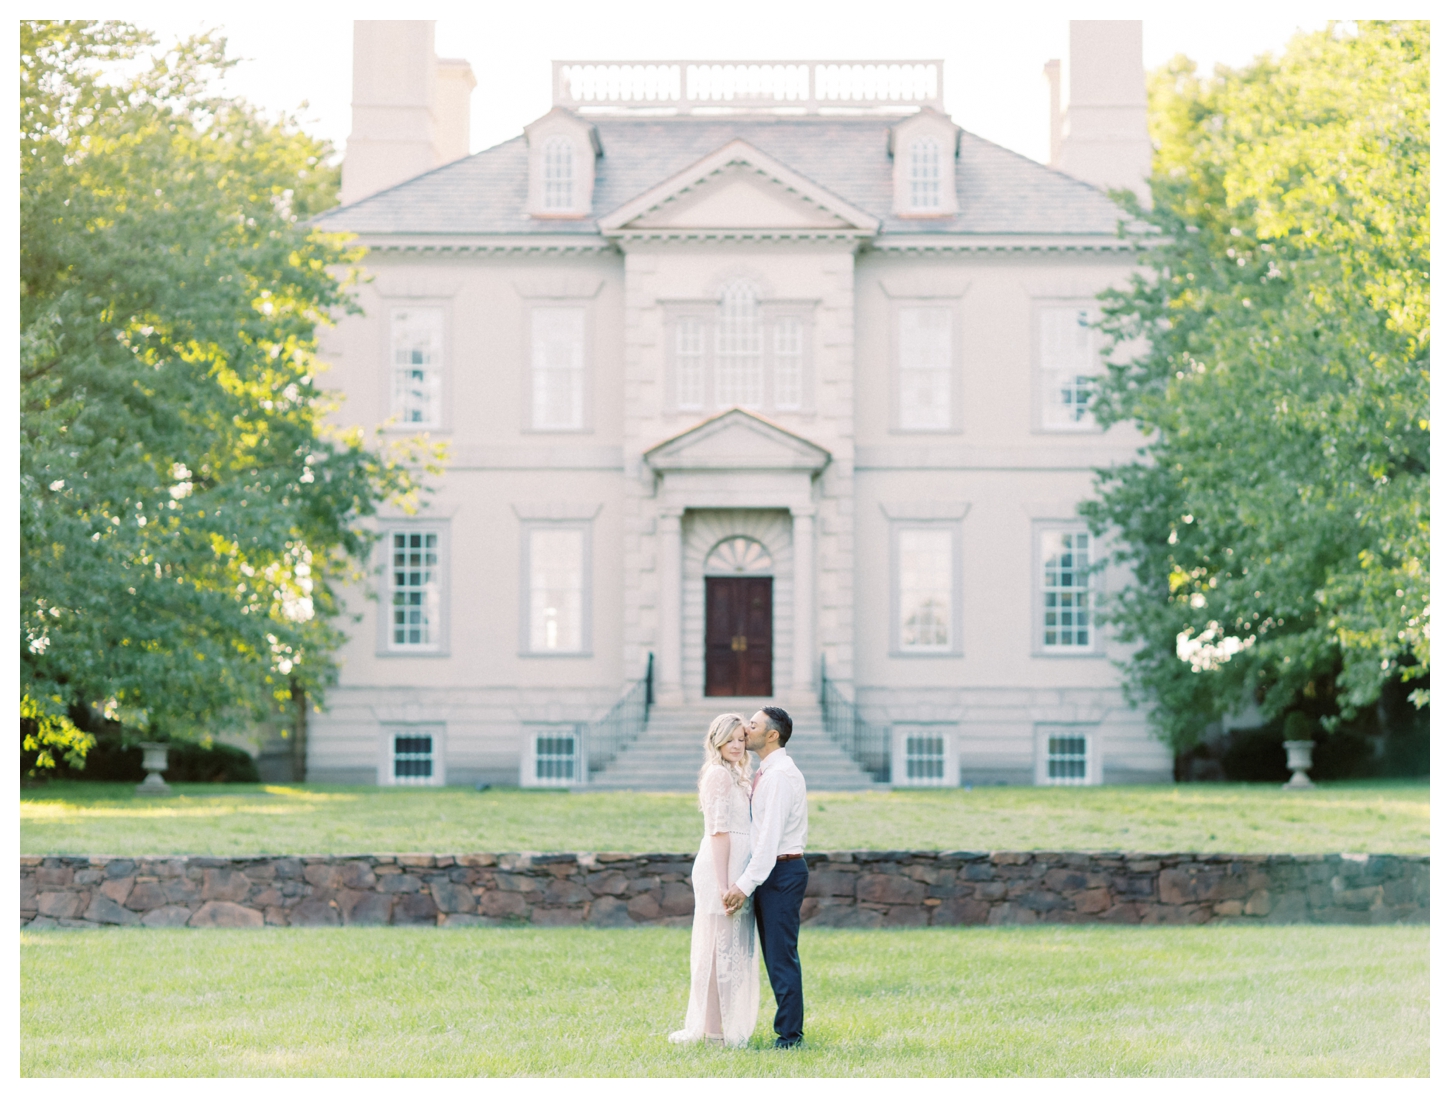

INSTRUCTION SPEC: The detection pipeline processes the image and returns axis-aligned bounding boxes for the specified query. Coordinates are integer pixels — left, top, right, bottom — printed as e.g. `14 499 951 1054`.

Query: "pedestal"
135 741 173 796
1282 739 1315 790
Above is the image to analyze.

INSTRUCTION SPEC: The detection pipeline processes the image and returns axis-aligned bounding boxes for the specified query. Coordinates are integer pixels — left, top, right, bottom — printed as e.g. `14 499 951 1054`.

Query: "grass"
20 924 1428 1076
20 779 1429 856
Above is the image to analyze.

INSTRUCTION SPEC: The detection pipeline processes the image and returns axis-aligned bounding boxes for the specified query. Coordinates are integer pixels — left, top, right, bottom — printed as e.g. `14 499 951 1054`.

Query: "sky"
126 1 1334 166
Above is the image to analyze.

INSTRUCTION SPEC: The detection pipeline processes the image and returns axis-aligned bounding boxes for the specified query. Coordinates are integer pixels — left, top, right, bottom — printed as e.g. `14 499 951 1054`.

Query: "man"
723 706 809 1049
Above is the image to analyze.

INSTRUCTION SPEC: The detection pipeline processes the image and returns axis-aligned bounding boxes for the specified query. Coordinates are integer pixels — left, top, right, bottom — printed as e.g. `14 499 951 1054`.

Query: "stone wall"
20 851 1428 929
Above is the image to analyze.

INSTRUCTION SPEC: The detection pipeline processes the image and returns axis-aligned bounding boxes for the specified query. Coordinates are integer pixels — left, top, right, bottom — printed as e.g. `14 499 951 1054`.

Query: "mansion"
309 21 1173 788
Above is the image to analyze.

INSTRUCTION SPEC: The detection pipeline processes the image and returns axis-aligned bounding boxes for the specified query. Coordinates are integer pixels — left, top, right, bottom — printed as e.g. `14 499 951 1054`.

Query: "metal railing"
582 653 653 780
819 657 891 784
553 60 944 115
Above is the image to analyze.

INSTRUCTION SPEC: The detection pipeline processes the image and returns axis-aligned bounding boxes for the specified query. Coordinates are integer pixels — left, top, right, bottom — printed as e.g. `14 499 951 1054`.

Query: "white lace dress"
668 765 760 1047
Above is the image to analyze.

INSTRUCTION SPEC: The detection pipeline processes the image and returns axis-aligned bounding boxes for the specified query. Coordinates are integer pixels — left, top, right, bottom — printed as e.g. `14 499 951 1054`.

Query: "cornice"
357 235 615 255
871 234 1142 254
605 228 874 245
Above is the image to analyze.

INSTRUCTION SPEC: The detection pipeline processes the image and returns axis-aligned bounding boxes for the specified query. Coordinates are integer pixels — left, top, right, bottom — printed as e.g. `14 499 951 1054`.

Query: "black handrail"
819 656 891 783
582 653 654 779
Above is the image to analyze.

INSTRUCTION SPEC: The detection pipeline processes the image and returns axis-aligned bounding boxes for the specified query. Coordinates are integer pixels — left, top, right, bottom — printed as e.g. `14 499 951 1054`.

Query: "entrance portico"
643 409 830 706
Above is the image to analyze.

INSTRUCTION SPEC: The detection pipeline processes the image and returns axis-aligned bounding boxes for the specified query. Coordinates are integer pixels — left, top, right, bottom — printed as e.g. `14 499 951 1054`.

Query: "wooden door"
704 577 773 697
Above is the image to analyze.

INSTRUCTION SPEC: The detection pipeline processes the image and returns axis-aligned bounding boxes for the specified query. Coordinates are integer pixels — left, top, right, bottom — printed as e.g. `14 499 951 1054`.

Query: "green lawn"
20 924 1427 1076
20 780 1429 855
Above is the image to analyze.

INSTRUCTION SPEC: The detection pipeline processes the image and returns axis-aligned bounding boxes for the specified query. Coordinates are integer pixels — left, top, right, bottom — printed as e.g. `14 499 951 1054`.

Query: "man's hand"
722 884 746 915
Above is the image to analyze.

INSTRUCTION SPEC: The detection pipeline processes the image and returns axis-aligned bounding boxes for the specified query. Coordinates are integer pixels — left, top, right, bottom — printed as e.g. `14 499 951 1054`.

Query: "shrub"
20 734 259 783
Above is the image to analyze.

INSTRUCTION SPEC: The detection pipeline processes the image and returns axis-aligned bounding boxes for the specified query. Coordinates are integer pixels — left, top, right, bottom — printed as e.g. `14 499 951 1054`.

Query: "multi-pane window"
715 281 765 408
391 732 435 785
898 527 953 651
531 306 585 430
543 136 574 210
1040 306 1096 428
390 308 443 427
676 317 706 410
528 527 584 653
773 317 803 409
534 731 578 785
909 138 941 209
390 532 440 649
904 731 945 783
1042 531 1092 649
898 306 953 430
1045 731 1089 784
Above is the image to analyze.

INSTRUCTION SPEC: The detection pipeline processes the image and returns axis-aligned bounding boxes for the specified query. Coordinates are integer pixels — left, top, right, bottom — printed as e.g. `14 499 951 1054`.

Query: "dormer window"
543 136 574 210
524 108 599 219
909 138 941 209
891 109 960 219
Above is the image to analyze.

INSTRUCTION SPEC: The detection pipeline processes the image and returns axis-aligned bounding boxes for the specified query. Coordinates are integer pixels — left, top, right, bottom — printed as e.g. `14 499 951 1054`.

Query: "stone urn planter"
1282 739 1316 790
135 741 173 796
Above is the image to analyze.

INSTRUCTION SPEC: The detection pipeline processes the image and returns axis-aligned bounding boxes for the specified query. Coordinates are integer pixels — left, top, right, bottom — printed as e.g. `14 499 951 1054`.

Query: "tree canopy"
20 21 433 769
1083 21 1429 750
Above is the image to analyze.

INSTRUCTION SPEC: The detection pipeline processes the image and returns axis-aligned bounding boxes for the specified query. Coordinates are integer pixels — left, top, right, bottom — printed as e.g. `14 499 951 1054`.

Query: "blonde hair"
698 712 750 803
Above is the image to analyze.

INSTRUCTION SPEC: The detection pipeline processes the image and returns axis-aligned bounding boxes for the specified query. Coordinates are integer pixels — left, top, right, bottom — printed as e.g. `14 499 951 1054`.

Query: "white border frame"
888 297 962 434
891 722 959 788
520 723 585 787
522 301 595 435
381 301 451 434
889 519 963 658
378 723 446 787
1034 722 1099 786
518 519 594 658
376 520 451 658
1031 297 1105 435
1031 520 1103 659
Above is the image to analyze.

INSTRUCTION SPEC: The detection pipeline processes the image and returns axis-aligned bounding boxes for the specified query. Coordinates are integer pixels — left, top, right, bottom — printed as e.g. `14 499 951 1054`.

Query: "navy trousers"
754 856 808 1044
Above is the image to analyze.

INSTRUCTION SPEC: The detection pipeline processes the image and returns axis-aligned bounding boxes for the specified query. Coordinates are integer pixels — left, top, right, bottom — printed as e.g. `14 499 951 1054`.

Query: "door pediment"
599 138 879 237
644 408 832 474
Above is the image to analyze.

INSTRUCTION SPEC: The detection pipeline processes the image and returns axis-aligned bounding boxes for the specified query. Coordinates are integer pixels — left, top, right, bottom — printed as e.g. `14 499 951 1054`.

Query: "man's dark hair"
761 706 792 747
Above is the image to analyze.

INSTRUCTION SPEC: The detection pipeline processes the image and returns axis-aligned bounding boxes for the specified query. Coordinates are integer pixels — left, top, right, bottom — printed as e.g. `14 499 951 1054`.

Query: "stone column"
657 506 684 704
791 507 816 698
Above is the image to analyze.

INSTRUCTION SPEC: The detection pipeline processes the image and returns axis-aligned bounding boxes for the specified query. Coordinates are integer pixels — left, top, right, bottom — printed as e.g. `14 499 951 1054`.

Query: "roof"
314 116 1129 240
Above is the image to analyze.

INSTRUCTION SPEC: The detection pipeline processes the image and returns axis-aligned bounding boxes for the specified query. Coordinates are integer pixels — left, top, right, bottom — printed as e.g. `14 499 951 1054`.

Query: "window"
1042 530 1092 650
898 527 953 651
531 306 585 430
391 732 436 785
543 136 574 210
390 308 443 427
533 730 579 785
675 317 706 410
1043 730 1089 785
905 731 944 782
715 281 764 408
528 527 585 653
390 531 440 650
909 138 941 209
773 317 803 409
1040 306 1096 429
898 306 952 430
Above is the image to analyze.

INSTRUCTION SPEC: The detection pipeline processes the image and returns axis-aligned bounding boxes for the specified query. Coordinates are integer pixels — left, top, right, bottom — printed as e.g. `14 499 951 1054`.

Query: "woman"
668 712 760 1047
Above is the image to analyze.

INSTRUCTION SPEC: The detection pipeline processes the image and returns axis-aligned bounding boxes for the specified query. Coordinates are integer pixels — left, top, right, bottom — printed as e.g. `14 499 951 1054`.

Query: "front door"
704 577 773 697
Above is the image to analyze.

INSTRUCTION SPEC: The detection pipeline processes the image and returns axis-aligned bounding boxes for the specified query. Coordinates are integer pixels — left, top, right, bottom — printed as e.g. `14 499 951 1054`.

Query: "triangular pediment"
600 139 880 235
644 408 832 473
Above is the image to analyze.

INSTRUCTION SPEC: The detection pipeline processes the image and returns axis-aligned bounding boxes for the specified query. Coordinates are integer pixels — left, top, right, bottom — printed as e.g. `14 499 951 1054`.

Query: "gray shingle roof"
315 116 1128 238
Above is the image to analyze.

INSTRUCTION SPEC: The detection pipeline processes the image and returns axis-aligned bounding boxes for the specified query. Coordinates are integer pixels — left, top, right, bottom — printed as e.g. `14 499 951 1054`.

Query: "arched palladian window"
909 138 942 209
543 136 575 210
714 280 764 408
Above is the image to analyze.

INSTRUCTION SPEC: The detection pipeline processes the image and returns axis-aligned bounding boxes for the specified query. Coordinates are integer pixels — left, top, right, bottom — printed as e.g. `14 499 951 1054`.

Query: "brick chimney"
340 21 476 206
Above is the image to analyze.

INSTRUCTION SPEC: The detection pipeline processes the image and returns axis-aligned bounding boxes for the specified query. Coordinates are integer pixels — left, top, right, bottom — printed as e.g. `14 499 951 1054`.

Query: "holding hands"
722 884 747 916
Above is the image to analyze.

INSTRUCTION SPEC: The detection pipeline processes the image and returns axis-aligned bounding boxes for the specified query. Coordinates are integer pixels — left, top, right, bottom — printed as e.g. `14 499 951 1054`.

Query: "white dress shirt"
734 748 808 897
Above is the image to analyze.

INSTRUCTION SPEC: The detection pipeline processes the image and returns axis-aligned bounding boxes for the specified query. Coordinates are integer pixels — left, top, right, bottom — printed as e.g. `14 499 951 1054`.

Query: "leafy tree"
1083 21 1428 751
21 21 434 772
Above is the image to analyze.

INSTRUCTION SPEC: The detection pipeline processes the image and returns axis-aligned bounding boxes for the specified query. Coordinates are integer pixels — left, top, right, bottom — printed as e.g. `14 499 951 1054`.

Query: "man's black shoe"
773 1038 803 1049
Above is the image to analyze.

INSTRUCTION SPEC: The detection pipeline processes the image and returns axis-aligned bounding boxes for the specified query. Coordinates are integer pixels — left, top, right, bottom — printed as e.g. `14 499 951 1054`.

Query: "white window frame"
521 724 584 787
908 138 942 211
1033 300 1104 433
889 520 962 657
1032 522 1102 658
519 520 593 657
891 299 960 433
377 523 450 657
542 135 575 211
384 305 448 432
663 298 815 416
1035 723 1098 786
379 724 445 787
528 305 589 432
892 723 957 787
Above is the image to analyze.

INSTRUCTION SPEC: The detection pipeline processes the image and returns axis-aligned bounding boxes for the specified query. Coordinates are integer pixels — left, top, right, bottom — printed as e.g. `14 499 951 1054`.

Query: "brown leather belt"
777 853 803 862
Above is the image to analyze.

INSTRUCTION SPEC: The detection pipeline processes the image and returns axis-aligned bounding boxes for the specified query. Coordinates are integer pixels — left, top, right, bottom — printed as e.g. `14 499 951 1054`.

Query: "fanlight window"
704 536 773 575
543 136 575 210
909 138 941 209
